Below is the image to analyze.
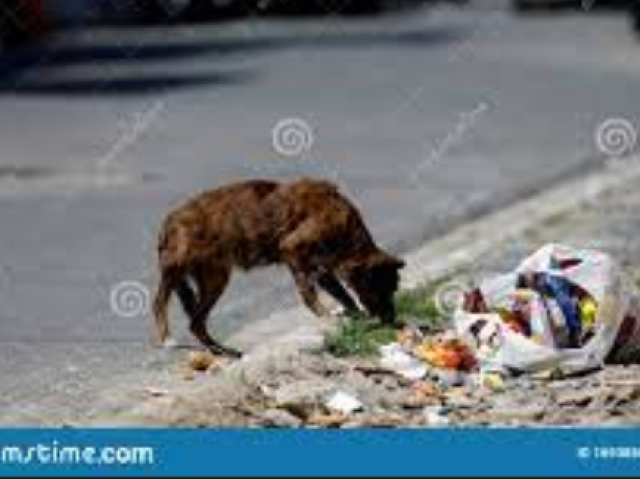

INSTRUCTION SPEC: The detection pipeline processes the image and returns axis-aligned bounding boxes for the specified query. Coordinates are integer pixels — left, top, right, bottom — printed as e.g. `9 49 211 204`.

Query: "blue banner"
0 428 638 476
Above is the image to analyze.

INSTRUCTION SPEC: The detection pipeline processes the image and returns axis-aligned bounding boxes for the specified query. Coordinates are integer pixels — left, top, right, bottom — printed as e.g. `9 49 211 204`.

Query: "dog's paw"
329 306 364 319
222 347 243 360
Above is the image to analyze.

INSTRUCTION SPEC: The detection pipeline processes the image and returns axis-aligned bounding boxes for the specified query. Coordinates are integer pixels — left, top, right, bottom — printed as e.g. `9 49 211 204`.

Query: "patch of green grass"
394 289 441 325
324 278 457 358
394 277 458 328
324 318 397 358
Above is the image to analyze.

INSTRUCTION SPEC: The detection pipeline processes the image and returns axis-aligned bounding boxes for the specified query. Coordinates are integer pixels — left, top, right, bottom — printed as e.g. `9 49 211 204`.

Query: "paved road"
1 2 640 422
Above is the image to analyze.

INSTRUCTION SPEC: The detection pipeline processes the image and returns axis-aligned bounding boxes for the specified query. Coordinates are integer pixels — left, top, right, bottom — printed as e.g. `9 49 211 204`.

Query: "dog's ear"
339 251 404 280
370 250 405 271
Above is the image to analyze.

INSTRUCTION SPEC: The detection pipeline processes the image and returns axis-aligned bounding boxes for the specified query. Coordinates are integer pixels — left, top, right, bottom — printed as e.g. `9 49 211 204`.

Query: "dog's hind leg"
317 271 361 316
189 266 242 358
175 276 198 319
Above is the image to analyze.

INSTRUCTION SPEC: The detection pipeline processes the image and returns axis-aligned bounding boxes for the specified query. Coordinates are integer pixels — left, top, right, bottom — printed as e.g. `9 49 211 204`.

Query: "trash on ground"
455 244 640 377
187 351 219 372
398 380 441 409
144 386 171 398
306 411 349 428
434 369 467 388
423 406 451 426
325 391 363 415
414 337 476 371
411 380 439 398
479 371 506 392
397 322 425 349
379 343 428 380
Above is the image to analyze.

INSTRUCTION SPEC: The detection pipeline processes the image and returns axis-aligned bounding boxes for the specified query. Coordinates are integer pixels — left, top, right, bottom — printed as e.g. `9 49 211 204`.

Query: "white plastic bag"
379 343 428 380
455 244 640 376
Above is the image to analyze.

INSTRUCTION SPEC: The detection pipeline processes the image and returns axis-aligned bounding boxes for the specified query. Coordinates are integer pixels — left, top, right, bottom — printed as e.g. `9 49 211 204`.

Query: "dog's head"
344 250 405 323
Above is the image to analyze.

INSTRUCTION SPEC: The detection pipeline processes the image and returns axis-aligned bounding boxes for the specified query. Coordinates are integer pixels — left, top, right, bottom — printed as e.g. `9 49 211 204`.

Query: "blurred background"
1 0 640 421
2 1 640 46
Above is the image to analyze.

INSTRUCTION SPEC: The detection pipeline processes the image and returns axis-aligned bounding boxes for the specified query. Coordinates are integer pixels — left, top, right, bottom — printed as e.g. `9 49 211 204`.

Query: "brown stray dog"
153 178 405 357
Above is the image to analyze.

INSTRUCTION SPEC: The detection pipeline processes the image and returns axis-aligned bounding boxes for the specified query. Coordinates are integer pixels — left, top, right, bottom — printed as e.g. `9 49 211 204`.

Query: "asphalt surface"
1 2 640 422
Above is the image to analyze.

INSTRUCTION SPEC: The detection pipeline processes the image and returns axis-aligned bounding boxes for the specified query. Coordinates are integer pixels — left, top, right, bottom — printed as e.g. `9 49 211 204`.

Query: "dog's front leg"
188 265 243 358
317 271 361 317
290 268 331 318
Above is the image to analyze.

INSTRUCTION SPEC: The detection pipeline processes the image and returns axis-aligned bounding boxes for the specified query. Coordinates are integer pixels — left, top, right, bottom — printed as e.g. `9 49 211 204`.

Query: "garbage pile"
381 244 640 389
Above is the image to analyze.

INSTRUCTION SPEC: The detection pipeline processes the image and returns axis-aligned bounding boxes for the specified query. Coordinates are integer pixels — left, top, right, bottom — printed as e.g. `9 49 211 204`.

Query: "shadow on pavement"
0 71 257 97
10 37 288 69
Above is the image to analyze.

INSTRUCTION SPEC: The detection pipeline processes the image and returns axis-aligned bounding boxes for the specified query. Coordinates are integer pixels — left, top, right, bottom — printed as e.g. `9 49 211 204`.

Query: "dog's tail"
153 270 175 345
153 268 200 345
